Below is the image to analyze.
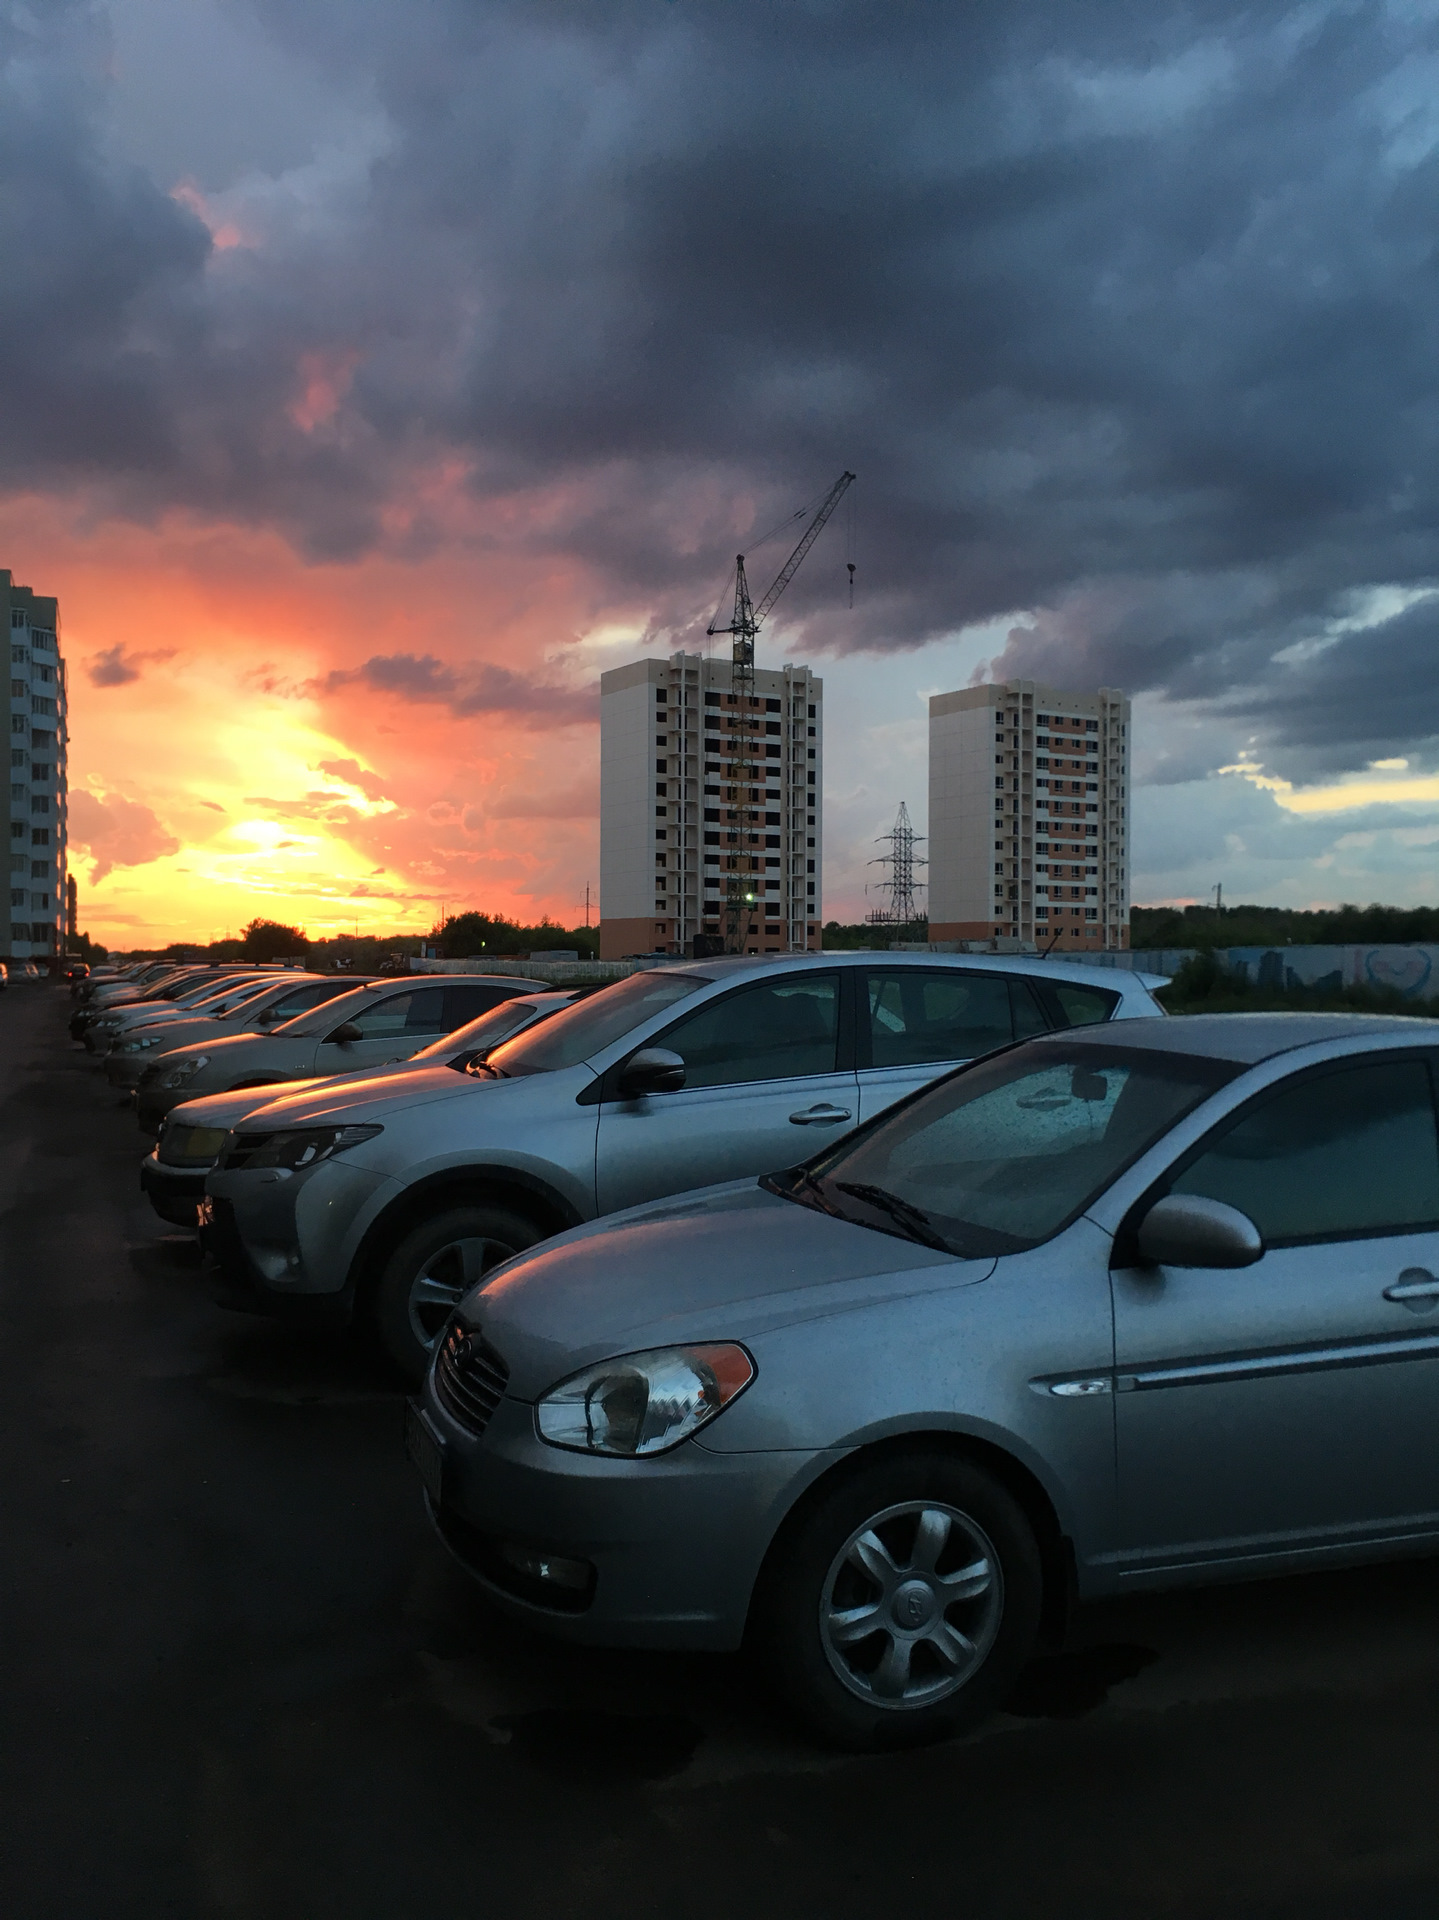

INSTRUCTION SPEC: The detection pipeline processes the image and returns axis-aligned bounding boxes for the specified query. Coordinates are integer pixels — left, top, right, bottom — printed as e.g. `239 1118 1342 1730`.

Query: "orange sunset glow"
29 500 618 949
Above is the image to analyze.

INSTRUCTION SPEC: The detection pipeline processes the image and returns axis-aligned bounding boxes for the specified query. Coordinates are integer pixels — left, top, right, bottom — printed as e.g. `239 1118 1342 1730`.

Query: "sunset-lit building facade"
928 679 1130 951
599 651 822 959
4 572 67 962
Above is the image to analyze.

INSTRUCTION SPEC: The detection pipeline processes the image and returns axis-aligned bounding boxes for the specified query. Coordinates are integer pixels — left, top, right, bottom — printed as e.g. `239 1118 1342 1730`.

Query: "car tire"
760 1449 1043 1751
368 1204 540 1384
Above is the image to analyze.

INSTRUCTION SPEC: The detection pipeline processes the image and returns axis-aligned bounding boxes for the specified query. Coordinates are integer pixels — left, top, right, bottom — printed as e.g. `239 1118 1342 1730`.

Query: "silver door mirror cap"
1136 1194 1263 1269
618 1047 687 1097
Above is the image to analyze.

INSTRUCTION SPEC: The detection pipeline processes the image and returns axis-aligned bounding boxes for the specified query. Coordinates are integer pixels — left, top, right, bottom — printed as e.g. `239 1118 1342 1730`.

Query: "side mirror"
1136 1194 1263 1269
327 1021 363 1046
617 1047 687 1098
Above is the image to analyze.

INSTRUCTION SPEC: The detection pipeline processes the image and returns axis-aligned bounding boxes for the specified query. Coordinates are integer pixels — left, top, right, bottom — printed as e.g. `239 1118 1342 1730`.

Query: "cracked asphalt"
7 987 1439 1918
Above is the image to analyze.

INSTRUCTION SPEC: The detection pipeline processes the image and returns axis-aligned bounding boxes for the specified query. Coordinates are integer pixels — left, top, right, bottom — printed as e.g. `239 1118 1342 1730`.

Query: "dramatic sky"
10 0 1439 944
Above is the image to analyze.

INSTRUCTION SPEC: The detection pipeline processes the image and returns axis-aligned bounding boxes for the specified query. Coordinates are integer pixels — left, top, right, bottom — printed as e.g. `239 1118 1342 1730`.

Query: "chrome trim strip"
1117 1329 1439 1392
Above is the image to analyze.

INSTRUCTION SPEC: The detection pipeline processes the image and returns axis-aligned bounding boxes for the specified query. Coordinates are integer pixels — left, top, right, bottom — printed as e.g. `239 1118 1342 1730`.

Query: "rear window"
1033 979 1121 1028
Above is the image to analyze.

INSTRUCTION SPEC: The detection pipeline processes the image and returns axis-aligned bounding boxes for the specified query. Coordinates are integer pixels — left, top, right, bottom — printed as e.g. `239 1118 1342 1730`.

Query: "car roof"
353 973 547 991
664 951 1154 992
1051 1010 1438 1064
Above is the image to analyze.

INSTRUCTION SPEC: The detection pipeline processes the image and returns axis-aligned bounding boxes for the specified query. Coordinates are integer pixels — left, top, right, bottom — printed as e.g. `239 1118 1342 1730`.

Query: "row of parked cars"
65 949 1439 1747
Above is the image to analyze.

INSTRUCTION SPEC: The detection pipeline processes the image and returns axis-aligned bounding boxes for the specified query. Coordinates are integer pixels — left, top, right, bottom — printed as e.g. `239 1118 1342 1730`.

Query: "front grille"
434 1323 510 1436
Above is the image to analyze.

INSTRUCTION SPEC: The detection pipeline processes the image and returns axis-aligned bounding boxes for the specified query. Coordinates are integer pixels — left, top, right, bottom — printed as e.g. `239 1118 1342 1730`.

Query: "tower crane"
706 470 855 952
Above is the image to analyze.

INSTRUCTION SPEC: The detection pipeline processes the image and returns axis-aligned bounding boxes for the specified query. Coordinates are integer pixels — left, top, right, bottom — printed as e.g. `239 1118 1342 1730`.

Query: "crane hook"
847 560 856 608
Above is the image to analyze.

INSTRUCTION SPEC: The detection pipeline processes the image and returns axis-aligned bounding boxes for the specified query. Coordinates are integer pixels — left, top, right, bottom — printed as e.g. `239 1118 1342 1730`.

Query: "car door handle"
1383 1268 1439 1310
789 1103 853 1126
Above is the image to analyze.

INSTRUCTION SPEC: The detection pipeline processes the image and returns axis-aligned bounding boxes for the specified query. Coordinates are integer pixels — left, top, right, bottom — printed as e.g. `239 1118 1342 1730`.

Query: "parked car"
0 962 7 990
102 974 378 1087
405 1009 1439 1748
143 990 586 1226
137 973 546 1133
85 971 292 1054
203 953 1163 1378
70 965 274 1039
13 961 43 982
63 961 89 983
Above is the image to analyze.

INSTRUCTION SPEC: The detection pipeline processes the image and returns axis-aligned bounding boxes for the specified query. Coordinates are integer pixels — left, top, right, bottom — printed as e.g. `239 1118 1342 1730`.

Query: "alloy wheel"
407 1236 517 1350
818 1499 1004 1710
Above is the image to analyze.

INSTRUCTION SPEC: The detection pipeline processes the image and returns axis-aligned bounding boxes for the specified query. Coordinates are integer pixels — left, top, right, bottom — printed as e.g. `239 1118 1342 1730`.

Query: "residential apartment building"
599 651 822 959
4 572 67 962
928 679 1130 950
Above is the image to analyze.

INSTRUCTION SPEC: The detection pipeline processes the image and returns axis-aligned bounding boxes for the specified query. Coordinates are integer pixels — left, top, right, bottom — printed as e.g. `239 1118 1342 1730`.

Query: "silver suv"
203 953 1163 1378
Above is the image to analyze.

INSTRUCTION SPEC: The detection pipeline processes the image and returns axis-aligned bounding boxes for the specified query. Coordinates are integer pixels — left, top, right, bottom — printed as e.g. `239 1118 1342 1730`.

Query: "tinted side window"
864 969 1013 1068
659 974 840 1089
404 986 449 1032
1011 979 1048 1040
443 983 510 1027
338 992 422 1039
270 982 335 1017
1171 1059 1439 1244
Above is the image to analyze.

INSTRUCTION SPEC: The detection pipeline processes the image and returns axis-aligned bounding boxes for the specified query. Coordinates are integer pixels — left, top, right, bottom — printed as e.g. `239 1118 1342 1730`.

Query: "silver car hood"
462 1181 987 1401
168 1057 457 1131
234 1063 486 1127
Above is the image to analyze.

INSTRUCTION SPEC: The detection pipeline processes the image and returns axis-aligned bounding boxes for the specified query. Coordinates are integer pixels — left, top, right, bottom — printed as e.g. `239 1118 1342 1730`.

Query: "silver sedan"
412 1011 1439 1748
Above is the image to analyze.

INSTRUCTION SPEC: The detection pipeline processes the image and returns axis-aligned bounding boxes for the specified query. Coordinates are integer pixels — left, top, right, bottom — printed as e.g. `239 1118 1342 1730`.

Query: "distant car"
0 963 7 990
410 1008 1439 1749
137 974 546 1133
63 961 89 983
102 974 378 1087
70 966 278 1040
84 971 294 1054
142 990 583 1226
13 962 43 982
203 952 1163 1379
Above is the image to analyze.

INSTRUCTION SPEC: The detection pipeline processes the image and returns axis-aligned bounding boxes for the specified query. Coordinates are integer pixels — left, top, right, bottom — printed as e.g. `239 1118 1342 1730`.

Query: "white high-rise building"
5 571 67 963
599 650 822 959
928 679 1130 951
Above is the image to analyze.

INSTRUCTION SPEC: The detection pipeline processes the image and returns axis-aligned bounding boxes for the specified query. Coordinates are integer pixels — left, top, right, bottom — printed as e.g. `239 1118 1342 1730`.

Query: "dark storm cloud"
12 0 1439 764
318 653 594 725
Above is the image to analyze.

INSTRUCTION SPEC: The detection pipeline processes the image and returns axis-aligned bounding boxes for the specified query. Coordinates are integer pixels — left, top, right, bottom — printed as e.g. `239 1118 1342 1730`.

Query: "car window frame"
1112 1047 1439 1262
589 966 858 1102
855 966 1051 1072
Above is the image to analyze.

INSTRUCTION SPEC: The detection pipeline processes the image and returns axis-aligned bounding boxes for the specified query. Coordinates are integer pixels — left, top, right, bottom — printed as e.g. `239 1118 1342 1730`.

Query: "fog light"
496 1541 593 1592
251 1243 305 1284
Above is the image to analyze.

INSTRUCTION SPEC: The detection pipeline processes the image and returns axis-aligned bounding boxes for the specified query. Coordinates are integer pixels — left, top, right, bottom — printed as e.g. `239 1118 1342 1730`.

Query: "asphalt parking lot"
8 988 1439 1919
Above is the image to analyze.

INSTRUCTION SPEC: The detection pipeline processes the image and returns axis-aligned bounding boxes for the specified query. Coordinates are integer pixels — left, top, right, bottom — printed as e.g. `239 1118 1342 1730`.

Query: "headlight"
117 1034 164 1053
157 1054 210 1089
222 1123 383 1170
535 1343 754 1456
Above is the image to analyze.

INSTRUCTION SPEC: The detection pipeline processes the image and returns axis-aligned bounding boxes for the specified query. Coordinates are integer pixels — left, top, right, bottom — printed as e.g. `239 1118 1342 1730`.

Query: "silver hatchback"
411 1012 1439 1748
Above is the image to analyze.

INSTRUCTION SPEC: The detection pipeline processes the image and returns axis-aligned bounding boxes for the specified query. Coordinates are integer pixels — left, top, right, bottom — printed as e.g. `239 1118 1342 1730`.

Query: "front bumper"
140 1152 208 1226
137 1080 202 1134
198 1194 354 1325
106 1050 157 1089
416 1379 835 1652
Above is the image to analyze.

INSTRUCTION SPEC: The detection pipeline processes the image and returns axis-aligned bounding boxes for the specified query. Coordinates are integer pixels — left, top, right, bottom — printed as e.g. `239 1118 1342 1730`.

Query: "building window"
30 828 49 846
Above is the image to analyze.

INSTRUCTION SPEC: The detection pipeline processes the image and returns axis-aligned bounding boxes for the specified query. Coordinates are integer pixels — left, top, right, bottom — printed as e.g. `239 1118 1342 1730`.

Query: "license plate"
405 1401 445 1505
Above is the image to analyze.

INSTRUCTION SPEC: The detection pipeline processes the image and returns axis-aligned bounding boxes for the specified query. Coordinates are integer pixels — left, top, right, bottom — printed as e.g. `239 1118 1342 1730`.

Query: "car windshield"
797 1042 1236 1257
486 971 709 1076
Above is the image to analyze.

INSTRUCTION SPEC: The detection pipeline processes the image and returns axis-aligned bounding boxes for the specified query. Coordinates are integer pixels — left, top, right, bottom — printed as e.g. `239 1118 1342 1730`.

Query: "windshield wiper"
761 1167 846 1220
833 1181 953 1252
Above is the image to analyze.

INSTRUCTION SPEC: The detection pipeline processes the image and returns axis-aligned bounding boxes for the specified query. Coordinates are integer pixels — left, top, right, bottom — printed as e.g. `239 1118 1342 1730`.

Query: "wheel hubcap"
819 1499 1003 1710
408 1236 517 1349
